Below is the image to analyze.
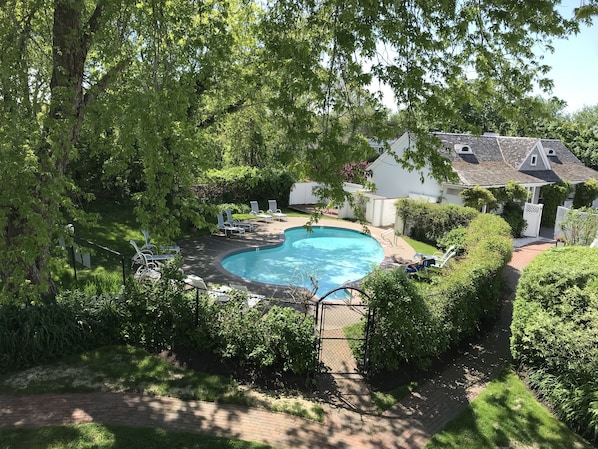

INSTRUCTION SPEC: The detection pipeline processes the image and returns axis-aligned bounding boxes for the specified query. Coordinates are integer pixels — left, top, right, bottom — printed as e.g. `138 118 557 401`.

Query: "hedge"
395 199 479 245
511 246 598 443
362 213 513 372
0 276 318 376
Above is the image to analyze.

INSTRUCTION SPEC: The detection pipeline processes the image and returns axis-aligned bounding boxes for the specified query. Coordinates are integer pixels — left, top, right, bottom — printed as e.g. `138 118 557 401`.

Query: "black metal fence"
66 237 128 287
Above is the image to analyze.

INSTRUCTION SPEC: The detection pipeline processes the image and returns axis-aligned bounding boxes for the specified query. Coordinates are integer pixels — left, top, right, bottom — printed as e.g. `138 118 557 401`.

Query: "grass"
400 235 438 256
372 382 419 414
0 423 276 448
425 368 594 449
0 345 324 422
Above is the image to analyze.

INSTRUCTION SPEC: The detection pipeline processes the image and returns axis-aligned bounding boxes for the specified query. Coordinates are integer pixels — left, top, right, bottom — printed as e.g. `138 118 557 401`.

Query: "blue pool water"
220 226 385 298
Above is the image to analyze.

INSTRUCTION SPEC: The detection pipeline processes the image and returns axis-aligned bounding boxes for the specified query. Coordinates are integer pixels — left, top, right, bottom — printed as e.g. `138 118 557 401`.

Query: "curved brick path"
0 242 554 449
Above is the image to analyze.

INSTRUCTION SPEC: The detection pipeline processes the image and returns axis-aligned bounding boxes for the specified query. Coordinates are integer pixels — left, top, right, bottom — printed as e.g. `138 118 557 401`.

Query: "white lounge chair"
250 201 273 222
130 239 175 268
225 208 254 231
217 212 246 236
267 200 287 221
414 245 456 265
141 230 180 254
184 275 230 302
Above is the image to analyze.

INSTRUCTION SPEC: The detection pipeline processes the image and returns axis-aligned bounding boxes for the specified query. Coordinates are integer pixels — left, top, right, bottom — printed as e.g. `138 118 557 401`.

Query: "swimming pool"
220 226 385 298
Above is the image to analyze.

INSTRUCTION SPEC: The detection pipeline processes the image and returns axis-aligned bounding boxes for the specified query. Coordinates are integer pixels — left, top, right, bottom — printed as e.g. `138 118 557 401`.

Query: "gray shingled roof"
433 132 598 187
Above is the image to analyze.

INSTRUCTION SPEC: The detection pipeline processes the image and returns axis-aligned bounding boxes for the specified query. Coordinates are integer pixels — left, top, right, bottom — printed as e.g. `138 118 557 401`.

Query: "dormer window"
544 147 556 157
531 155 538 166
454 144 472 154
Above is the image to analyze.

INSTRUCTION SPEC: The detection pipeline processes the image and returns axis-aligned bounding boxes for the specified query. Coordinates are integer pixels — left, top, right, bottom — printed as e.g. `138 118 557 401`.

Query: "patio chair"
130 239 175 268
225 208 254 231
184 275 230 302
141 230 181 254
414 245 456 265
217 212 246 236
250 201 273 222
267 200 287 221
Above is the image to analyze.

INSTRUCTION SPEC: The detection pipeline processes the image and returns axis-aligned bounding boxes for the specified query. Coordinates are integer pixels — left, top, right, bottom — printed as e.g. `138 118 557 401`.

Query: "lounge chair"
184 275 230 302
250 201 273 222
267 200 287 221
225 208 254 231
414 245 456 265
217 212 246 236
141 230 180 254
130 239 175 268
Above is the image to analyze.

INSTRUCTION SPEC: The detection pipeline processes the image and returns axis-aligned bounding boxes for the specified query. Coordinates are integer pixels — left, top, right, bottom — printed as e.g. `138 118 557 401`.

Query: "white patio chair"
225 208 254 231
250 201 273 222
267 200 287 221
141 230 180 254
217 212 246 236
130 239 175 268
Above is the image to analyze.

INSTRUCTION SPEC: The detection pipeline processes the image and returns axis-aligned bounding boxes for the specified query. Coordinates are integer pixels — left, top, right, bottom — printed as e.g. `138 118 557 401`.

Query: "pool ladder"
381 228 395 247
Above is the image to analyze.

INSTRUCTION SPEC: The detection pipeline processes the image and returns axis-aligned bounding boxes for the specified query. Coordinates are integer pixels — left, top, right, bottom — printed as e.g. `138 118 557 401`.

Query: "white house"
368 131 598 208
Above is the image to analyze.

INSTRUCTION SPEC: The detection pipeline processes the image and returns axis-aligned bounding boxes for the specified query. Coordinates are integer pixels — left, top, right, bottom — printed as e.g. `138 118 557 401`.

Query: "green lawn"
0 424 276 449
425 368 594 449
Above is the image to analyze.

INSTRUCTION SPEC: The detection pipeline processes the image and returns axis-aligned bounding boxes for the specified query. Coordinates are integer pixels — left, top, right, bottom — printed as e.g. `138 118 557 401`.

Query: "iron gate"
315 287 373 375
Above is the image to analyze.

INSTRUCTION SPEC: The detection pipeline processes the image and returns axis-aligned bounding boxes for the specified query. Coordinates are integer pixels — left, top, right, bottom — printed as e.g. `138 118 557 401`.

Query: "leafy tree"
0 0 583 297
460 186 498 212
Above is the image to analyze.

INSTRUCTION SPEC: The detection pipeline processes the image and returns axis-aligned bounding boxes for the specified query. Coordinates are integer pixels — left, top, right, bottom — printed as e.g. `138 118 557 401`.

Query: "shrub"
541 181 572 226
194 166 295 207
213 298 317 374
395 199 478 245
363 213 513 373
559 207 598 246
361 269 439 371
501 207 526 238
0 292 122 373
511 247 598 443
437 227 467 255
573 179 598 208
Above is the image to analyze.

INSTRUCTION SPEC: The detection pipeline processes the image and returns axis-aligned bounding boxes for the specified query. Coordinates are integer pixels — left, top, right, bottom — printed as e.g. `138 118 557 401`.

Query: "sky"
539 15 598 113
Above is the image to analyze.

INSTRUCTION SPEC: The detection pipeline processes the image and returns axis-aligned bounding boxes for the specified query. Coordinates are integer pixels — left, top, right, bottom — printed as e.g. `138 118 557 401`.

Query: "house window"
530 155 537 166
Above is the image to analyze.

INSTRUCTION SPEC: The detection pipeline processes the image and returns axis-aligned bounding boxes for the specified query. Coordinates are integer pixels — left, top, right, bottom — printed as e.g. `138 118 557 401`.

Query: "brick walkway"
0 240 555 449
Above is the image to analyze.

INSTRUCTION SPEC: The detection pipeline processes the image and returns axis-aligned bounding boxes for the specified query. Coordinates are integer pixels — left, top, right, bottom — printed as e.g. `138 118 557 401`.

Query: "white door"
522 202 544 237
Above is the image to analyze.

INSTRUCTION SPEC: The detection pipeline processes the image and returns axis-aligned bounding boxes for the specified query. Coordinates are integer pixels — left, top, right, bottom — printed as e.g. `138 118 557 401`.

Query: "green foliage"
541 181 573 226
491 181 530 207
573 179 598 208
194 167 295 209
500 207 526 238
395 199 478 245
213 299 318 374
511 247 598 443
559 207 598 246
361 269 437 370
459 186 498 211
437 227 467 255
363 213 512 372
0 294 122 374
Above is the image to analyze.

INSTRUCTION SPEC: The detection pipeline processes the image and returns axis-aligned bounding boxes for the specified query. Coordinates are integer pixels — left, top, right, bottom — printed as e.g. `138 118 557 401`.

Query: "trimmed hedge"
511 247 598 443
395 199 479 244
193 166 295 208
362 213 513 372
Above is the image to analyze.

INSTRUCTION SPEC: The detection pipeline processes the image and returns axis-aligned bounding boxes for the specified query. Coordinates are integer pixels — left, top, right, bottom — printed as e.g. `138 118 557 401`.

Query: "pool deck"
179 215 416 300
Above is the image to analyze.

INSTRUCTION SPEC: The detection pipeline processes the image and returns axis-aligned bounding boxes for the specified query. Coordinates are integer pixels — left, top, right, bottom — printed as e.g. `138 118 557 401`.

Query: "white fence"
289 182 321 205
289 182 397 227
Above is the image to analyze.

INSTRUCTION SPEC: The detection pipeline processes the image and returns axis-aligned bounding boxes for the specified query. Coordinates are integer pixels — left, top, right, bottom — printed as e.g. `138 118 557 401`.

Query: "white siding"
369 134 443 200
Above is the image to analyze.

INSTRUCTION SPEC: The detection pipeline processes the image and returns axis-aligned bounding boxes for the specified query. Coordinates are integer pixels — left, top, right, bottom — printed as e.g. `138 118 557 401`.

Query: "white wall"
368 133 443 200
289 182 321 205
